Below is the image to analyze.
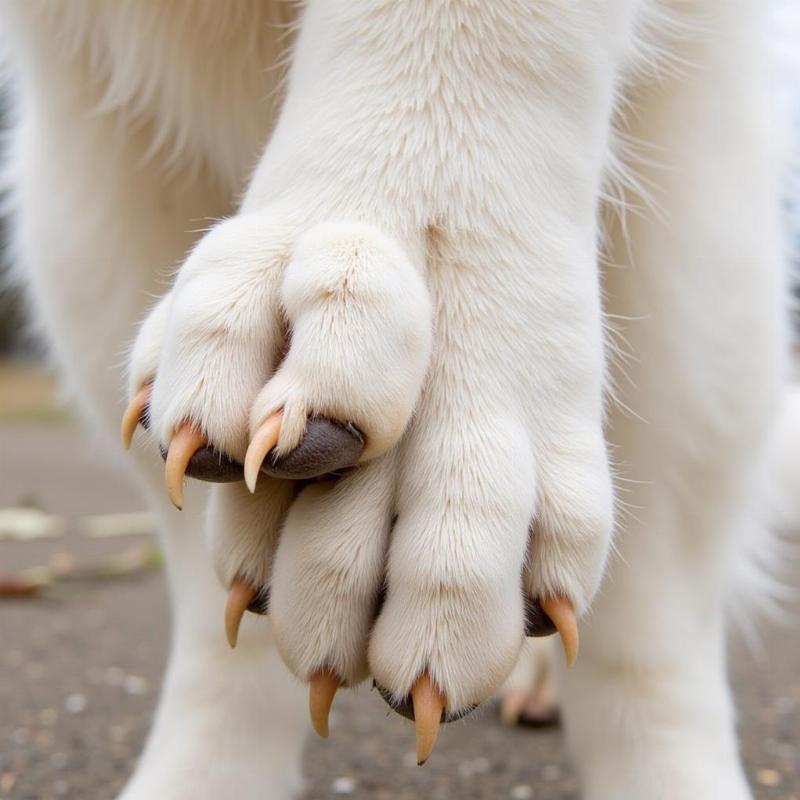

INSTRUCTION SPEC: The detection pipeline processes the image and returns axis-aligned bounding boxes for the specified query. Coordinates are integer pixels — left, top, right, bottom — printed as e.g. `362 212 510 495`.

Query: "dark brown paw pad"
524 596 557 638
247 586 270 615
260 417 364 480
159 442 244 483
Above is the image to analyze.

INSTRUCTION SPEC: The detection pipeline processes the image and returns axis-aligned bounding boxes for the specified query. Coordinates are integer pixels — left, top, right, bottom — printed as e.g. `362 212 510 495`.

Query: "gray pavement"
1 421 798 800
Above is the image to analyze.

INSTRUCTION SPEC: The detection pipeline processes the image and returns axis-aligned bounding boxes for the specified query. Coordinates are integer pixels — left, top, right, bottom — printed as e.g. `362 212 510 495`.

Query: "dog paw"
260 227 613 763
498 637 560 727
122 213 432 507
123 200 612 768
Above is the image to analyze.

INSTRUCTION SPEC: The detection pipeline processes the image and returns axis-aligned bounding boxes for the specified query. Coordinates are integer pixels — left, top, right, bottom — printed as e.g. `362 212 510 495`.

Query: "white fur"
271 450 397 685
0 0 793 798
766 385 800 534
250 221 432 458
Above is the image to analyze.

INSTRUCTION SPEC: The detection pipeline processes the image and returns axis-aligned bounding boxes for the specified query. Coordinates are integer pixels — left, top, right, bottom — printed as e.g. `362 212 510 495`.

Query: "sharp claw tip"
244 412 283 490
225 580 257 650
309 670 340 740
164 423 206 511
411 673 445 765
541 595 579 668
167 485 184 511
121 385 149 450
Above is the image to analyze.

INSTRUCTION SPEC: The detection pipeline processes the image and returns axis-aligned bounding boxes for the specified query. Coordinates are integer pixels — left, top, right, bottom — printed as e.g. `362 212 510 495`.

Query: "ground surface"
0 366 798 800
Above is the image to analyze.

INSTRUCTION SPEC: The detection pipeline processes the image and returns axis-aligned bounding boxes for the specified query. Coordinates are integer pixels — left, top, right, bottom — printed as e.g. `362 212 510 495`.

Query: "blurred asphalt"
0 371 798 800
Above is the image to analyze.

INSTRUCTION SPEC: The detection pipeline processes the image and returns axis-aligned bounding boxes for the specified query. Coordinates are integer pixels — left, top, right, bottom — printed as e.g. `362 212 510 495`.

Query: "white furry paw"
122 189 612 770
260 227 614 765
122 213 432 510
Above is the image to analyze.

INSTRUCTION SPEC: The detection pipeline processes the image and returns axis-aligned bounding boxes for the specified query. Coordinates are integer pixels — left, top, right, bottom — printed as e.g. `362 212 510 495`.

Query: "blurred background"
1 14 799 800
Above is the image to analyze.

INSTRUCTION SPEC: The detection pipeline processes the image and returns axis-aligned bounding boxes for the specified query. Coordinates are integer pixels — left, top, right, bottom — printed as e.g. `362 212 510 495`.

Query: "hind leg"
4 20 306 800
562 4 786 798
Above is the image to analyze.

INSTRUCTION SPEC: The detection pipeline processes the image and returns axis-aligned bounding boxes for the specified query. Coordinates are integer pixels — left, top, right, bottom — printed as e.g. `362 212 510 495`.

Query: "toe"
525 427 613 621
369 411 535 715
269 452 396 687
147 212 292 471
206 479 296 646
246 222 432 474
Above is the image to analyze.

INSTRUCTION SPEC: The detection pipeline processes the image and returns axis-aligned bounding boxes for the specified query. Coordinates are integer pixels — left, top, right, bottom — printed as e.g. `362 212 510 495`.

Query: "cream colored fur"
0 1 794 798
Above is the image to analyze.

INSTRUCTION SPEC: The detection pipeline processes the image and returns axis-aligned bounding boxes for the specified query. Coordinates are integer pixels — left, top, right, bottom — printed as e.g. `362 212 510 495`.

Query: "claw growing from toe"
225 579 257 648
121 384 151 449
540 596 579 667
411 673 445 765
243 412 284 493
309 669 340 739
164 423 207 510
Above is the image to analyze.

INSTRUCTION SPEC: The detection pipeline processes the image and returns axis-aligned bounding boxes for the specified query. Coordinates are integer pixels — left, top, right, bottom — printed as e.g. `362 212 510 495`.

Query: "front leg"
254 0 640 754
125 0 638 763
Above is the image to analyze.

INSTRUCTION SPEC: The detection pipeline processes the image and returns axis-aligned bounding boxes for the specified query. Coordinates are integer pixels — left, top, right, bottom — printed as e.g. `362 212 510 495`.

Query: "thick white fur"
0 1 793 798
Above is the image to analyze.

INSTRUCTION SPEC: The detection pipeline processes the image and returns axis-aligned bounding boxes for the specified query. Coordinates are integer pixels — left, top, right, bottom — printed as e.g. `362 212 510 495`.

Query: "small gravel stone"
331 776 357 794
123 675 148 696
756 768 783 787
64 693 88 714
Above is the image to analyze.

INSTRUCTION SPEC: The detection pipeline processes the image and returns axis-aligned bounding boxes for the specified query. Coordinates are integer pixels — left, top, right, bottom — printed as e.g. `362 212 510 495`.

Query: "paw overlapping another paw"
123 215 431 504
121 210 612 763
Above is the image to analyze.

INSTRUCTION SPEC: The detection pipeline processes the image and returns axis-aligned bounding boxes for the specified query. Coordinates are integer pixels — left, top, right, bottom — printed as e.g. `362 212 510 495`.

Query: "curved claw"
225 579 257 648
411 673 446 766
243 412 283 493
164 423 207 510
121 384 151 449
308 669 341 739
540 595 579 667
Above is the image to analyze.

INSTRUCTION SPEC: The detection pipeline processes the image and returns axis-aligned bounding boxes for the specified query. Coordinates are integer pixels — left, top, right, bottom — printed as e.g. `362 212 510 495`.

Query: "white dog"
1 2 797 798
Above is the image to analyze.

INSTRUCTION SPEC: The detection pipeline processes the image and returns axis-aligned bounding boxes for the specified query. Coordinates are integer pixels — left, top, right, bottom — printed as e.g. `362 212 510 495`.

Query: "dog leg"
2 7 307 797
563 3 786 797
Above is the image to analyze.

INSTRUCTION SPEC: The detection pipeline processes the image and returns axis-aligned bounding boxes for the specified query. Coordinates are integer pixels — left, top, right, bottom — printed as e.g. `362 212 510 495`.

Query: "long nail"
540 596 579 667
411 673 445 765
309 668 340 738
243 411 283 493
121 384 150 449
164 423 207 510
225 579 257 648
